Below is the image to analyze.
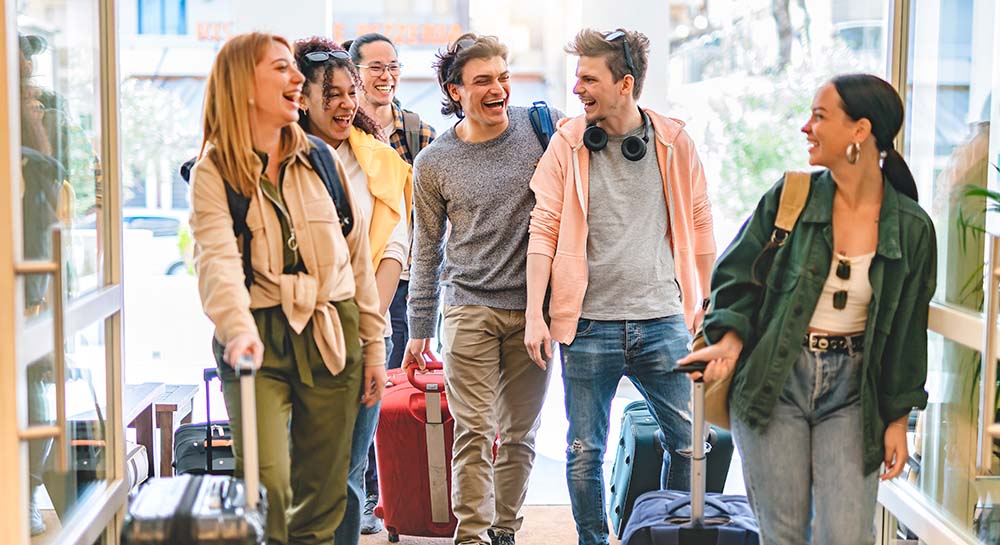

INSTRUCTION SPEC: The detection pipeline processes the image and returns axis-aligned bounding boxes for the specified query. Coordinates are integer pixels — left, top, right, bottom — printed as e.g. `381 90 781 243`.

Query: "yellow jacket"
347 127 413 268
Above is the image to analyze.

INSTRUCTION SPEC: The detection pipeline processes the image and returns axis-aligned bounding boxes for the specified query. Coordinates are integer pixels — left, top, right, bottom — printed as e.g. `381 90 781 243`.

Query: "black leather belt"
803 332 863 354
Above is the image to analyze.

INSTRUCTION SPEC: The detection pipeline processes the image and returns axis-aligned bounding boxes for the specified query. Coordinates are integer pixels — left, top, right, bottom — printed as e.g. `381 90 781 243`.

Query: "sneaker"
488 528 515 545
30 503 46 536
360 493 383 535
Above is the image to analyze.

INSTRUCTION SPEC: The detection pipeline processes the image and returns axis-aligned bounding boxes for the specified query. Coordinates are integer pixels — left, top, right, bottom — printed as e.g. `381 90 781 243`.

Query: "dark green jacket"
703 170 937 474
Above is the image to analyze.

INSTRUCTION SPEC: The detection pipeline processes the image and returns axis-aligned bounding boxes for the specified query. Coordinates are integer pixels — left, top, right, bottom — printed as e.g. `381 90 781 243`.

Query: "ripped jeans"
560 315 693 545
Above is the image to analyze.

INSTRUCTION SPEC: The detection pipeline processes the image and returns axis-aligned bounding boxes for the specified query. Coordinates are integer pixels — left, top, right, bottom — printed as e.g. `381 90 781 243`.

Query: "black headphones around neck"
583 108 650 161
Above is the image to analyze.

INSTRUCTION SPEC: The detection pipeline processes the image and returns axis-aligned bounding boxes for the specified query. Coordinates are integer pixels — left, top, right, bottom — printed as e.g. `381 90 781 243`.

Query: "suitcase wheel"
388 529 400 543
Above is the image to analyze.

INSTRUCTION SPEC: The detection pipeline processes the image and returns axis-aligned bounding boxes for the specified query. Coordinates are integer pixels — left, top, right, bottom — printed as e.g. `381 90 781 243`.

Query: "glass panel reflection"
18 0 104 316
28 321 108 544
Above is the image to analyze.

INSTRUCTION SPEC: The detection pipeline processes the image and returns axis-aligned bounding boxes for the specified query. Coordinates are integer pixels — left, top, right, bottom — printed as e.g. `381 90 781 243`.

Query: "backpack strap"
771 170 811 246
305 134 354 237
750 170 812 286
528 101 555 150
401 110 423 162
223 182 254 289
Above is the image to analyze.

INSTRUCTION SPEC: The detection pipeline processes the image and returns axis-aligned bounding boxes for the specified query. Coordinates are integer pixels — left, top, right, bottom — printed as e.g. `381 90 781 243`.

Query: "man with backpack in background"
524 28 717 545
345 31 438 536
402 33 562 545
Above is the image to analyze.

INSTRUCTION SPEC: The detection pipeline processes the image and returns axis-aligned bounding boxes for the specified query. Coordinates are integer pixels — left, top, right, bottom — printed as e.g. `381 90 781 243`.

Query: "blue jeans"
561 315 693 545
388 281 408 370
334 336 391 545
731 346 877 545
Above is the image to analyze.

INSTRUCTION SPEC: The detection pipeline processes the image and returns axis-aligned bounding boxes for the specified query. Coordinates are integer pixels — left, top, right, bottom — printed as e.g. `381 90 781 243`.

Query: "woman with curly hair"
293 36 412 544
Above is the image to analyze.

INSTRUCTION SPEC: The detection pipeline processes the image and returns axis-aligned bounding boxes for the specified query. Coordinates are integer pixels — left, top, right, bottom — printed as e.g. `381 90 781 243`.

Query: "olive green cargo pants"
216 300 362 545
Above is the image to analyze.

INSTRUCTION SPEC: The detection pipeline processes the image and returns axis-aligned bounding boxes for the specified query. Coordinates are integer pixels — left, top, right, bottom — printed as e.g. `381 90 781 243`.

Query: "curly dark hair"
433 33 508 119
293 35 384 141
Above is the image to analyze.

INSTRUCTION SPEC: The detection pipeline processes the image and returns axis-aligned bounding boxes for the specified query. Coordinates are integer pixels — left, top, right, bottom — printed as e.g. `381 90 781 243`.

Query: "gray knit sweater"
408 106 563 338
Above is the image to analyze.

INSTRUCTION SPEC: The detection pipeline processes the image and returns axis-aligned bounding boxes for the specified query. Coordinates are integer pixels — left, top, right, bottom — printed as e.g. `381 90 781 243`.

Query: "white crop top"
808 252 875 333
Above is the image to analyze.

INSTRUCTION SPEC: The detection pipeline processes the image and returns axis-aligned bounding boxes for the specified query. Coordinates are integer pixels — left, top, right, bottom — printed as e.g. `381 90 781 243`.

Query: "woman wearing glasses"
680 74 936 545
292 36 412 545
189 32 386 545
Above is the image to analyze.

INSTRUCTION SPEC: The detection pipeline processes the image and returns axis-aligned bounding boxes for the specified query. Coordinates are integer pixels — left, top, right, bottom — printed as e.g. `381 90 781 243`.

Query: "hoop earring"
846 142 860 164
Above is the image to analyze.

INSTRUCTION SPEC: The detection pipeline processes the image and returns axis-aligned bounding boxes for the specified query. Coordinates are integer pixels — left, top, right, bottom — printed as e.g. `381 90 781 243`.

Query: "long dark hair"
831 74 918 201
293 36 384 140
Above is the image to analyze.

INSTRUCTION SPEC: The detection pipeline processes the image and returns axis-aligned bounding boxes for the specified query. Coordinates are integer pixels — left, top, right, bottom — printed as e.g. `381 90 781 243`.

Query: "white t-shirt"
335 140 409 337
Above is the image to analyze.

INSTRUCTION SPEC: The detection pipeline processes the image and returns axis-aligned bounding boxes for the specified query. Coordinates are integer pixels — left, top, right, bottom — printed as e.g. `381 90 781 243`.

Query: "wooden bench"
154 384 199 476
69 382 165 481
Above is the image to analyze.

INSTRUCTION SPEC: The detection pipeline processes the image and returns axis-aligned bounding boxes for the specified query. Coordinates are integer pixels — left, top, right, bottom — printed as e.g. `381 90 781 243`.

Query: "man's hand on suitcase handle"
361 364 387 407
677 331 742 382
524 312 551 370
403 338 431 371
224 332 264 370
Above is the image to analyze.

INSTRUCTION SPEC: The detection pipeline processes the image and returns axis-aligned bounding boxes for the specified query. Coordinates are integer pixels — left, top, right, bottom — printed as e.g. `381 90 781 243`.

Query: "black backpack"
180 134 354 288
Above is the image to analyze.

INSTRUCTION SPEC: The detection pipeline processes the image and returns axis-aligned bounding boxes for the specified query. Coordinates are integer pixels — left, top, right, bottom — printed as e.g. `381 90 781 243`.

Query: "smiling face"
448 56 510 130
301 66 358 148
573 54 632 126
801 83 869 168
357 39 398 108
252 40 304 131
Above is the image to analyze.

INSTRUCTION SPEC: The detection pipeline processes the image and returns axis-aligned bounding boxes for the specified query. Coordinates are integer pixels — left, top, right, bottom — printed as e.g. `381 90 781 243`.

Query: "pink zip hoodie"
528 109 716 344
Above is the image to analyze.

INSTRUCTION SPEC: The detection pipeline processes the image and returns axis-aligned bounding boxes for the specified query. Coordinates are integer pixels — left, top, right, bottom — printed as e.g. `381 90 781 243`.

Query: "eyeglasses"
302 50 351 65
356 62 403 76
603 30 636 77
833 258 850 310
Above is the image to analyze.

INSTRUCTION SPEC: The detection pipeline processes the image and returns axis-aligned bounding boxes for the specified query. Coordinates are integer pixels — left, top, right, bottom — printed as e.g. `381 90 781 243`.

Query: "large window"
664 0 888 249
138 0 187 35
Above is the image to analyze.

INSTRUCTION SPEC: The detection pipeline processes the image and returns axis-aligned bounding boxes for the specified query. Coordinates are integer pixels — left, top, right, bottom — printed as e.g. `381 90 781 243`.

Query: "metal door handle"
15 226 68 472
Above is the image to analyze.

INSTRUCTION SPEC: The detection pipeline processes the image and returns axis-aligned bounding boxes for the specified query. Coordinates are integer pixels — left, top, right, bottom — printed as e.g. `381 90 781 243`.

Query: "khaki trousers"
441 305 551 545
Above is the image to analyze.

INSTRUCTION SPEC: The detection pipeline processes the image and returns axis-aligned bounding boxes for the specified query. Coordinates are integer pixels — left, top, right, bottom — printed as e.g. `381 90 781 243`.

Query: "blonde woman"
188 32 386 545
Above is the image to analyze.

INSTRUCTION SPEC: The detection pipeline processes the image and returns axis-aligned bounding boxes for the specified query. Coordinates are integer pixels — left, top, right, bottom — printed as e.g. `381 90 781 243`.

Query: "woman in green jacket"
680 74 936 544
293 36 413 544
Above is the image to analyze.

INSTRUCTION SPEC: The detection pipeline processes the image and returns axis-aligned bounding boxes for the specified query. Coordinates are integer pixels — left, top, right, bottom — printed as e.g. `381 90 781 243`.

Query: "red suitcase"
374 353 457 542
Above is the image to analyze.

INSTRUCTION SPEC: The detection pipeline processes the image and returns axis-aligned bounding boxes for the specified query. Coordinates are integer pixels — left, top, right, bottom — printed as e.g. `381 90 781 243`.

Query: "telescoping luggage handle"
203 358 260 510
407 350 450 524
406 350 445 392
672 361 710 528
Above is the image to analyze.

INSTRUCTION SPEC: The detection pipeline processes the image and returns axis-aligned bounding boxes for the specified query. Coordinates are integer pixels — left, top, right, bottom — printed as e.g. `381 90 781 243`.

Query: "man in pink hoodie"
524 28 716 545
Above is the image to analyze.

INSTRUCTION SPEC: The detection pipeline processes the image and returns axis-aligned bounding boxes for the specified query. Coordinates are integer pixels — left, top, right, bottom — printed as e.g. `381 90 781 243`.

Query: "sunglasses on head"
302 50 351 65
602 30 636 77
453 38 476 53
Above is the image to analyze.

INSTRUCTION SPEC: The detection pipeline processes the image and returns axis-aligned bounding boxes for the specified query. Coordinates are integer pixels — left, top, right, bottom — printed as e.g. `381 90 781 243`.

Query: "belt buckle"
808 333 829 352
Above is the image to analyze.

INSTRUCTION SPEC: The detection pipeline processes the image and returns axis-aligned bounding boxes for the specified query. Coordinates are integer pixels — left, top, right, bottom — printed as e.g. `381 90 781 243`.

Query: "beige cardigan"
189 143 386 372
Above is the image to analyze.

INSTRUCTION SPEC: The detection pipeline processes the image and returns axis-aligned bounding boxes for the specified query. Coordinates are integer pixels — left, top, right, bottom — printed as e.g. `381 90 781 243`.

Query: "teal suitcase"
609 400 735 539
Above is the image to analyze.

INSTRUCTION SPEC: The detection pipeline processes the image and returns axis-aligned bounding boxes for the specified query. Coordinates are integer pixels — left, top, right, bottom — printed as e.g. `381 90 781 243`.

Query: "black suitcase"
621 362 759 545
173 368 236 475
609 401 736 538
122 362 267 544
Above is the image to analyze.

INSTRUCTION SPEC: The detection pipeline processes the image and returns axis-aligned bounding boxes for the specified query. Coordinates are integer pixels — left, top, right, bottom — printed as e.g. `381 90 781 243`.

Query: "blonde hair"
199 32 309 197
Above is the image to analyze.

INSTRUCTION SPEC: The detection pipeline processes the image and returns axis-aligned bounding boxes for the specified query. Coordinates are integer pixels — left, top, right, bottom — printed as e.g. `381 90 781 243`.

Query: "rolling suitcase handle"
406 350 445 392
672 361 710 529
406 349 450 524
235 356 260 510
203 359 261 510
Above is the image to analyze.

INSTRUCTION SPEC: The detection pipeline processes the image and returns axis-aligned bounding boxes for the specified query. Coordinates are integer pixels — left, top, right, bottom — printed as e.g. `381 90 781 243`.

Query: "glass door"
1 0 126 544
878 0 1000 542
